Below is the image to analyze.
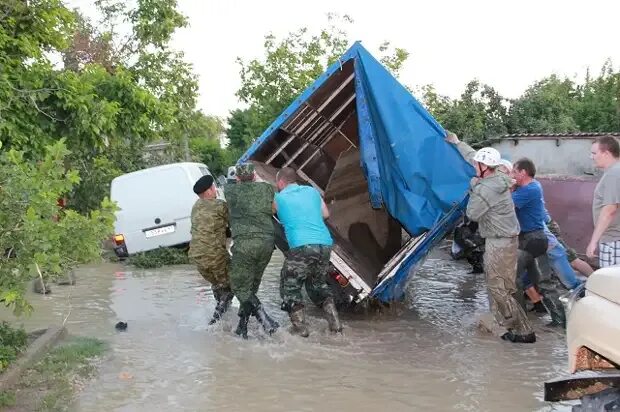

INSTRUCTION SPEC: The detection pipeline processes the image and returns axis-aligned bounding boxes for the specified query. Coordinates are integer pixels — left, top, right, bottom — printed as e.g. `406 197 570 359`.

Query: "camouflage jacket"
188 198 229 259
456 141 520 239
224 181 275 240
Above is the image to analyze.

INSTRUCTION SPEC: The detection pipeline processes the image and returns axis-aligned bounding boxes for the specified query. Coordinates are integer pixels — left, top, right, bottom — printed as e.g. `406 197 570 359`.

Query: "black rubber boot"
322 297 343 333
501 330 537 344
541 296 566 328
529 301 547 313
208 288 234 325
289 306 309 338
253 304 279 335
235 302 252 339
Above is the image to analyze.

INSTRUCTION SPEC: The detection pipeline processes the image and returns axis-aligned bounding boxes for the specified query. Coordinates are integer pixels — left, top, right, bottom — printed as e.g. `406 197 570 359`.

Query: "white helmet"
227 166 236 179
499 158 513 171
473 147 501 167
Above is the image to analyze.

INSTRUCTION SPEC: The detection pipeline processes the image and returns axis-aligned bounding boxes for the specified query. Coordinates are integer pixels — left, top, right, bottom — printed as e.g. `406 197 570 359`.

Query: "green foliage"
0 141 117 315
422 81 508 143
0 322 28 372
0 390 16 407
229 14 410 153
36 337 106 375
10 336 106 411
128 247 190 268
191 139 237 177
226 107 264 152
1 0 205 216
421 62 620 142
575 61 620 132
508 75 580 133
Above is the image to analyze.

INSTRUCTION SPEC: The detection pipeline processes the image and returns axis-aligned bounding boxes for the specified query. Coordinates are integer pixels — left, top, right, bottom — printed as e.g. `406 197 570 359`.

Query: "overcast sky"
68 0 620 118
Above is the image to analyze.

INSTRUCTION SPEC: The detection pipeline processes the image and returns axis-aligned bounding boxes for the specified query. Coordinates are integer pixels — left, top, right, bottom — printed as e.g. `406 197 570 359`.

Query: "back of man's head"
276 167 297 186
595 136 620 159
514 158 536 178
235 162 255 182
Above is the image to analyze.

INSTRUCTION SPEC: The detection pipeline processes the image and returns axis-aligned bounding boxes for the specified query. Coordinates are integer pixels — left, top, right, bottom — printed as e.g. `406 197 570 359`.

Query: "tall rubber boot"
542 295 566 328
322 297 343 333
235 302 252 339
501 330 536 343
289 306 309 338
253 304 279 335
208 289 233 325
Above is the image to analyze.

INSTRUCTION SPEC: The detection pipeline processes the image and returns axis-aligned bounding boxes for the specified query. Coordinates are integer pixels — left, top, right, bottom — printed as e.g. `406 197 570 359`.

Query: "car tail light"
113 234 125 246
330 270 349 287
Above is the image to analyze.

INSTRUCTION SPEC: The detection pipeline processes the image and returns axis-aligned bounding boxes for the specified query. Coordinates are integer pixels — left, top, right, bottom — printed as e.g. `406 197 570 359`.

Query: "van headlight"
559 282 586 316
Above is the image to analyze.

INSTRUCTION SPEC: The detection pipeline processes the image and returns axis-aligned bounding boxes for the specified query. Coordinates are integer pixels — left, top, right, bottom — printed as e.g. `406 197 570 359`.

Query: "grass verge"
0 336 106 411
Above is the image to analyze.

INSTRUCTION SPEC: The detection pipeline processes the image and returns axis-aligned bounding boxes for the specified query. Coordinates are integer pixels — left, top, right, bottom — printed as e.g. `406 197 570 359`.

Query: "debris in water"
115 321 128 331
118 371 133 381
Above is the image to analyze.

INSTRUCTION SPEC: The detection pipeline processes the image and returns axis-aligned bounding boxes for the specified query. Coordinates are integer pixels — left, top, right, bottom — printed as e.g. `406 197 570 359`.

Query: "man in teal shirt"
273 167 342 337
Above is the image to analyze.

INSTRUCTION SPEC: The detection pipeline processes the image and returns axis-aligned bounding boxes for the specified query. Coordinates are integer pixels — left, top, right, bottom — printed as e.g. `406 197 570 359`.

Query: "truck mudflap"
545 372 620 402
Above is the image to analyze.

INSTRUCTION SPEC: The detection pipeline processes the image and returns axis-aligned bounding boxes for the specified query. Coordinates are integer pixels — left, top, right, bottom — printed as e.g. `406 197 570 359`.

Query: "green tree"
0 0 209 213
0 140 116 315
226 107 264 151
507 75 579 133
421 80 508 143
229 14 410 153
575 61 620 132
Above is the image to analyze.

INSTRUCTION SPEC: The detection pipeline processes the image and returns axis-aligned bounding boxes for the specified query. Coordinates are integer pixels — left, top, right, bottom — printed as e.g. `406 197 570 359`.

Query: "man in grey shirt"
587 136 620 267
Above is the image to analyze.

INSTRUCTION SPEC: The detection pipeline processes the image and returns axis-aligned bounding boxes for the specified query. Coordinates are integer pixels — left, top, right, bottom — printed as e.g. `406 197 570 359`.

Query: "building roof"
473 132 620 148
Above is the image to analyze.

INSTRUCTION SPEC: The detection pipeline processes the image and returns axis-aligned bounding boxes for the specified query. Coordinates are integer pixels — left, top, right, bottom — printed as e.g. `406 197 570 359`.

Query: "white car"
110 162 222 257
545 266 620 410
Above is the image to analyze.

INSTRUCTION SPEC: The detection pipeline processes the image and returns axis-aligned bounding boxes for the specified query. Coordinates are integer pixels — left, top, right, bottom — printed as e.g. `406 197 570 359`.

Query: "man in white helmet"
446 132 535 343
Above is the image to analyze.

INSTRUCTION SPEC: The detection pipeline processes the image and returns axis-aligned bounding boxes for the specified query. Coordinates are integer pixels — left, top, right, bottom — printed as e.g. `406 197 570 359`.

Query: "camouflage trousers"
280 244 333 310
193 252 230 294
230 236 274 310
484 237 534 336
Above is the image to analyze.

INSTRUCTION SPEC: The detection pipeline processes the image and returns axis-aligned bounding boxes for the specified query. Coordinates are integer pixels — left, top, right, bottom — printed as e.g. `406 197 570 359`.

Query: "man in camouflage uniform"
188 175 233 326
446 132 535 343
224 163 279 339
274 167 342 337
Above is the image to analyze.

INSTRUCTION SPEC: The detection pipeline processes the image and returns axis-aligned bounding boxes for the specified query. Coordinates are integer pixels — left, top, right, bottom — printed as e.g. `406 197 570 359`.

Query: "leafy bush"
127 247 190 268
0 322 27 372
0 140 117 315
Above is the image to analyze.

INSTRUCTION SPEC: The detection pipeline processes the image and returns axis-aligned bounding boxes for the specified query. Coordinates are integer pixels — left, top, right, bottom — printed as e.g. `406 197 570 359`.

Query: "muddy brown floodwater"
2 247 575 411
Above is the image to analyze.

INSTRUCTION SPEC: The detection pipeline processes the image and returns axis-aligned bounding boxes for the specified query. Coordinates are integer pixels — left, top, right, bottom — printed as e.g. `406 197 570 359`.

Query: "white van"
110 162 220 257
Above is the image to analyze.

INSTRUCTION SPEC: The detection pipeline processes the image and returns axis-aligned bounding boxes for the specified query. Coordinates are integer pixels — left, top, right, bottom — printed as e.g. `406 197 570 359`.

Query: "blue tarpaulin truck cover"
239 42 475 302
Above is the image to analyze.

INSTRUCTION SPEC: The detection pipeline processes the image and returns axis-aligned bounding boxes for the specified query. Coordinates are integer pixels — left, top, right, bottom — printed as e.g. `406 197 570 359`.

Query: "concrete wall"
491 138 601 177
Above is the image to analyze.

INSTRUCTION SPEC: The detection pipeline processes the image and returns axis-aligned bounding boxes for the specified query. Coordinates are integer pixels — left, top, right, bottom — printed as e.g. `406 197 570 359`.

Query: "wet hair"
514 158 536 178
276 167 297 185
594 136 620 158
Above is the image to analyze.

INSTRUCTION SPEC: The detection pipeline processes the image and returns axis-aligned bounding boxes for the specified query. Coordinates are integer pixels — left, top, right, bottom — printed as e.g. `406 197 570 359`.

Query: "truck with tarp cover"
238 42 475 307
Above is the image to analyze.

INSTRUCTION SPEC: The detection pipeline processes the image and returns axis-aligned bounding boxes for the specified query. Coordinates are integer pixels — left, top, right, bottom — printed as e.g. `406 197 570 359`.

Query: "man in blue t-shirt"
511 158 565 327
273 167 342 337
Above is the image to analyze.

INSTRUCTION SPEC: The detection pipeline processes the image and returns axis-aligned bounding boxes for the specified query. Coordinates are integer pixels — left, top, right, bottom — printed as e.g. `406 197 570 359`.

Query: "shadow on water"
3 250 575 411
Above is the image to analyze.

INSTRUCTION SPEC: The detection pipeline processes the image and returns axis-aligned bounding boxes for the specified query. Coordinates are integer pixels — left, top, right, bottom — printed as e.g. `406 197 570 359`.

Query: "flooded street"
4 247 573 411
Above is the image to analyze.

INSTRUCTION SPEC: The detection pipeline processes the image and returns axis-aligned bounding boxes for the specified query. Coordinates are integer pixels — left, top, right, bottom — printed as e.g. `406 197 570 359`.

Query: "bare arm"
321 199 330 219
445 132 476 166
587 204 619 257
